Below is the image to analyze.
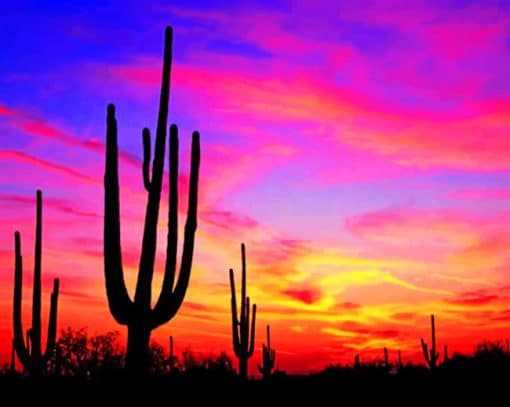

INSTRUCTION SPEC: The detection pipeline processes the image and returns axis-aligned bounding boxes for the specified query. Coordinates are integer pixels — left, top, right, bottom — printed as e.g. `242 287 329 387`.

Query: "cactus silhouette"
383 347 390 370
168 335 178 371
354 353 360 368
13 190 60 376
397 350 403 370
229 243 257 380
103 26 201 373
258 325 276 378
443 344 449 365
421 314 440 369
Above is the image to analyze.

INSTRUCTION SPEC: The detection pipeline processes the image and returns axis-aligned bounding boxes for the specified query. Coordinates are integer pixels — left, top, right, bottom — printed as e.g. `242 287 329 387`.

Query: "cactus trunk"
126 323 151 372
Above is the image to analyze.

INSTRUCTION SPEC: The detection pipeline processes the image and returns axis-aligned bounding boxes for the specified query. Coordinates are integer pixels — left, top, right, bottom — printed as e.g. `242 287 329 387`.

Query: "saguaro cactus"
229 243 257 380
443 344 449 365
258 325 275 378
421 314 440 369
13 190 60 376
103 26 201 373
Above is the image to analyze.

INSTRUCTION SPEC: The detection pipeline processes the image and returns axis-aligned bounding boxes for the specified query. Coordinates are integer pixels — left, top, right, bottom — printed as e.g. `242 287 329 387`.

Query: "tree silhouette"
12 190 60 376
229 243 257 380
103 25 201 374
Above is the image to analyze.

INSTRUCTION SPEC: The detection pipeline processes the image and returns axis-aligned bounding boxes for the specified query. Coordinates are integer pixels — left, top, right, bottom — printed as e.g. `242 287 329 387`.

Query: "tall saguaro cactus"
229 243 257 380
13 190 60 376
421 314 440 369
258 325 275 379
103 26 201 373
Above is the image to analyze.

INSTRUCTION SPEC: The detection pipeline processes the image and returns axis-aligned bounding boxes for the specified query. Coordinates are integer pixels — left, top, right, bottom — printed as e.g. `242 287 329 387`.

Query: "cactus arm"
421 338 430 365
152 130 200 327
13 231 30 366
104 104 133 324
142 128 152 190
229 268 241 356
248 303 257 356
44 278 59 359
244 296 250 355
155 125 179 306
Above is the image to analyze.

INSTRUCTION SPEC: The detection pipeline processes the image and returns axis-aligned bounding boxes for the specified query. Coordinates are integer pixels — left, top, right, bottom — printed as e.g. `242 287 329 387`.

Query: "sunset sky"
1 0 510 374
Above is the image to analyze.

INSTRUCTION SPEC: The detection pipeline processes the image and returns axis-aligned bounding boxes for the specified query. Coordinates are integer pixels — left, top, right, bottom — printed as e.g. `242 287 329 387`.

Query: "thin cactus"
103 26 201 373
354 353 360 368
168 335 177 371
258 325 275 379
12 190 60 376
443 344 449 365
397 350 403 370
229 243 257 380
383 347 389 370
421 314 440 369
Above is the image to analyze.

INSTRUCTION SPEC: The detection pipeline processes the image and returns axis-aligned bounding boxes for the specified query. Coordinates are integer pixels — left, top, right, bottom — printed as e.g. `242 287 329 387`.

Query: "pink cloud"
449 188 510 200
0 104 14 116
201 208 259 232
0 150 96 183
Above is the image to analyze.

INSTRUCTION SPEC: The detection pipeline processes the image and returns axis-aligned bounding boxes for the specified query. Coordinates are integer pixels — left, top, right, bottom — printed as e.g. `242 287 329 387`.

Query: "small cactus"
229 243 257 380
258 325 275 379
383 347 389 370
421 314 440 369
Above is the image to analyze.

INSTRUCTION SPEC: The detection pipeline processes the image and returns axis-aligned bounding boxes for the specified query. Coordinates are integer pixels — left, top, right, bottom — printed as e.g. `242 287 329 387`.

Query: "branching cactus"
229 243 257 380
421 314 440 369
258 325 275 379
13 190 60 376
103 26 201 373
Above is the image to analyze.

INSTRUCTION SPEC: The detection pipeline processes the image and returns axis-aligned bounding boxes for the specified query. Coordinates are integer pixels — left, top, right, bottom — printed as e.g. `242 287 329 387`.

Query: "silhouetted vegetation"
103 25 200 374
4 335 509 403
12 190 60 376
229 243 257 380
